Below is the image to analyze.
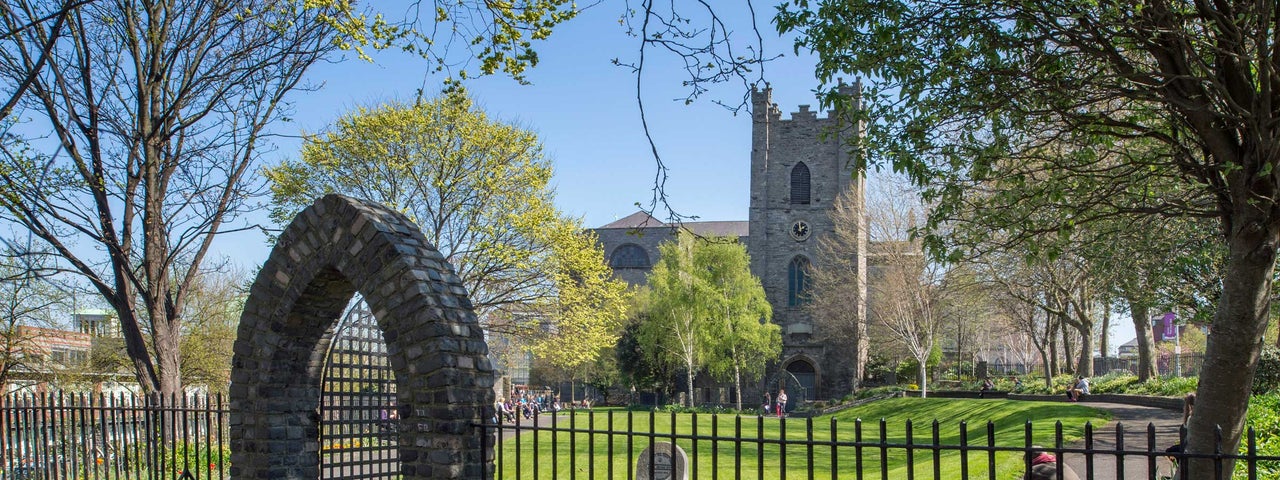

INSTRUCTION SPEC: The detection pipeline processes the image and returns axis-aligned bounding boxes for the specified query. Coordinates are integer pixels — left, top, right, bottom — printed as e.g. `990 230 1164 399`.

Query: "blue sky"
205 3 1138 349
214 2 827 269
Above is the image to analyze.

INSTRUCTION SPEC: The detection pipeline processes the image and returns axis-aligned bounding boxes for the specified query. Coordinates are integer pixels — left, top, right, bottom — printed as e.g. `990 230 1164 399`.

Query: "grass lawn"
492 398 1109 479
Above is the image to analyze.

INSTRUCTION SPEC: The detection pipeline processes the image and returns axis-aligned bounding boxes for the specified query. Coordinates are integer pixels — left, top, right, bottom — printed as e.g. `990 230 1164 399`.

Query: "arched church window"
790 162 811 205
610 244 651 269
787 256 811 306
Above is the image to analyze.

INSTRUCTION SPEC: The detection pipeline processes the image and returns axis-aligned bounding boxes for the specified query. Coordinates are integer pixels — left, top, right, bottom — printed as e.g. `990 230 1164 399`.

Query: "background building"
594 85 872 402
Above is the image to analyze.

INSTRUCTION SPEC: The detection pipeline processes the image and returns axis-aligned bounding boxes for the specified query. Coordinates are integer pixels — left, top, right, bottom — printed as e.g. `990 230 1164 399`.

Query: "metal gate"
320 302 398 479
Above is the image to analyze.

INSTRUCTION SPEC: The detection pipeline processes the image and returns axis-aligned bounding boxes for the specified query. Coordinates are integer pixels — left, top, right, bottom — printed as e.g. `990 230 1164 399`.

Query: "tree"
809 184 870 392
639 234 714 407
526 227 632 372
696 239 780 411
858 192 946 397
615 305 677 401
178 269 248 395
0 0 584 398
266 92 629 363
778 2 1279 473
0 0 347 397
0 254 64 391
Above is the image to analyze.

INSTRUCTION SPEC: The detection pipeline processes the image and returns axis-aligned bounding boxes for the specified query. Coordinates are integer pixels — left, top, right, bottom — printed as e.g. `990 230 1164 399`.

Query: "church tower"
747 83 867 400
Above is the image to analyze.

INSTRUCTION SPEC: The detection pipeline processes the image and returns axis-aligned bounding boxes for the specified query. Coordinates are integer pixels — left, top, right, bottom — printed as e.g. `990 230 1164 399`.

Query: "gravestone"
635 441 688 480
228 194 495 479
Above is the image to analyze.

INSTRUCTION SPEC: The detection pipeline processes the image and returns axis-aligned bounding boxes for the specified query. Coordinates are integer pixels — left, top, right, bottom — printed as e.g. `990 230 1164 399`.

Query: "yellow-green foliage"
303 0 576 82
266 92 628 367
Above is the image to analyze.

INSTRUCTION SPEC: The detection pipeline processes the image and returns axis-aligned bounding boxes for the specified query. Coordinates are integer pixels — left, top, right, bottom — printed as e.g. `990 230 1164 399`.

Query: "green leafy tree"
638 234 779 408
778 1 1280 473
615 304 678 401
267 92 629 363
697 239 780 411
639 234 714 407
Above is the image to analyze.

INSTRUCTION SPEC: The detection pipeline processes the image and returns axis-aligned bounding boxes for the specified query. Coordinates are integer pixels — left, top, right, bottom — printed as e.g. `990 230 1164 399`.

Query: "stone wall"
230 194 495 479
747 85 865 400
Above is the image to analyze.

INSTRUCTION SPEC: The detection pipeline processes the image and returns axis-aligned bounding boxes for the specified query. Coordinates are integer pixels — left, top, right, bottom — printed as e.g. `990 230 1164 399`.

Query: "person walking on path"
762 391 772 415
775 389 787 418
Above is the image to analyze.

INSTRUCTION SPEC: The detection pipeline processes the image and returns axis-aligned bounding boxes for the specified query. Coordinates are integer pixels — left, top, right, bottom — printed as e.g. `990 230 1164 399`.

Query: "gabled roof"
597 211 748 238
599 211 667 229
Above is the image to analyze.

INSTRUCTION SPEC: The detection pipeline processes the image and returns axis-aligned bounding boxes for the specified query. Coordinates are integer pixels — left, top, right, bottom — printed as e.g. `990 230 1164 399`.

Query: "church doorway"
785 359 818 404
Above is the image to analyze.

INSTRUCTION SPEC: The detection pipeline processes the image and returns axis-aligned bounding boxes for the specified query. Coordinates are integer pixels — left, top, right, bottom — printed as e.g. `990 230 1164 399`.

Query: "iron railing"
1 393 227 480
5 394 1279 479
478 410 1280 480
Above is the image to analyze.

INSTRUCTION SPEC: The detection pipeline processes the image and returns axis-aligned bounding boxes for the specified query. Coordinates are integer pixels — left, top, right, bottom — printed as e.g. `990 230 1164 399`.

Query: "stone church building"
594 85 871 405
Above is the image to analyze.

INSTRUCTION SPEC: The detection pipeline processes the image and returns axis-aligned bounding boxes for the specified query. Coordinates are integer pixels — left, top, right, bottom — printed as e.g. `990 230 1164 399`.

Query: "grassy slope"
494 398 1109 479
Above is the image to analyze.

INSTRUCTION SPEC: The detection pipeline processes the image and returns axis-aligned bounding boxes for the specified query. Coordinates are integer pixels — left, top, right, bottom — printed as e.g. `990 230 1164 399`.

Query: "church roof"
599 211 667 229
597 211 748 238
684 221 748 237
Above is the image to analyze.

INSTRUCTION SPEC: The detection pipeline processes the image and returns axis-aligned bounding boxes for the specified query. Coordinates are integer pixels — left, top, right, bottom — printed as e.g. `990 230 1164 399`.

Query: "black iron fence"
5 393 1280 479
1 393 227 480
479 410 1280 480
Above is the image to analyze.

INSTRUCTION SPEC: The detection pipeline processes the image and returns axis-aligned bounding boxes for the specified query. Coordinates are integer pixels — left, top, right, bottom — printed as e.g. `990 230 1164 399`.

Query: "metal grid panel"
321 305 398 479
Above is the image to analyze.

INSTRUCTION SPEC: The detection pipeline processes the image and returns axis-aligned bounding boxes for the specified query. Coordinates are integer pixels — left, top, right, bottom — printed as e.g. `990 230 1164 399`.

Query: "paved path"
1060 402 1183 479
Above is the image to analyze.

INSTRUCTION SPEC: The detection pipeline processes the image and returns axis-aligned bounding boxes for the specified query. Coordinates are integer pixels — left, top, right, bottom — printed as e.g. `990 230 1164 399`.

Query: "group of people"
761 388 789 418
493 391 593 423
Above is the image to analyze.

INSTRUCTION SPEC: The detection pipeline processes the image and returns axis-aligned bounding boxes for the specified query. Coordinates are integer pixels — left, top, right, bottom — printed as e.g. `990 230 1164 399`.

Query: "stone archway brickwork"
230 194 495 479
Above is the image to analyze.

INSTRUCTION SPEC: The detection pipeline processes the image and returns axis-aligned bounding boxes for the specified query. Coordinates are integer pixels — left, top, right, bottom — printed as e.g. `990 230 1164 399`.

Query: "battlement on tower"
751 80 861 123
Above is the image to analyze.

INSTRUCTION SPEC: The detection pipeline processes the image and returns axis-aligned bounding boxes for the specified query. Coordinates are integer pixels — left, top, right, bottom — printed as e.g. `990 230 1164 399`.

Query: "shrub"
856 385 904 399
1089 372 1139 394
1236 393 1280 479
1129 375 1198 397
1253 346 1280 395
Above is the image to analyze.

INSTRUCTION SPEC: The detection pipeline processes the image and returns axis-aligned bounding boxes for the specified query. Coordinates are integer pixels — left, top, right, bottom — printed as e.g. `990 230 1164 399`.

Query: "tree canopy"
778 0 1279 473
637 234 778 407
266 92 630 365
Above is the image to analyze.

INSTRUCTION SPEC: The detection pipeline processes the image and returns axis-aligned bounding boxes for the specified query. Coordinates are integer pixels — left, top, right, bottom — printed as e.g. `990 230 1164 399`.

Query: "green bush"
1128 375 1198 397
1088 371 1140 394
1253 346 1280 395
1236 393 1280 479
856 385 904 399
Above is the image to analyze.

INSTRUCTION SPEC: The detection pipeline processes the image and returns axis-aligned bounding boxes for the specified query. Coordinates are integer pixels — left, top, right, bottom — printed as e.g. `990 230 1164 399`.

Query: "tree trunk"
1126 299 1158 381
1037 345 1052 388
917 359 928 398
1060 321 1075 375
1075 322 1093 378
1186 208 1278 478
685 358 695 408
1099 302 1110 359
733 362 742 411
1048 321 1060 377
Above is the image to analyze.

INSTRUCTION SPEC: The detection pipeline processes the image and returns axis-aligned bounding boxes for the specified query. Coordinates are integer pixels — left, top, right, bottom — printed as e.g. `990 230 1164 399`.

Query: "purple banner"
1162 312 1177 339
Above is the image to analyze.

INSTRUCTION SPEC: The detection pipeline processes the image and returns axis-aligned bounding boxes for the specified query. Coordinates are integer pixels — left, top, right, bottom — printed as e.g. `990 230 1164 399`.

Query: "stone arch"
783 355 821 401
230 194 494 479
